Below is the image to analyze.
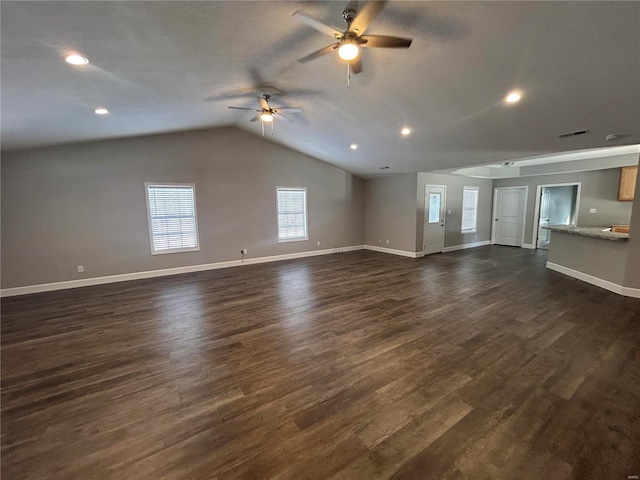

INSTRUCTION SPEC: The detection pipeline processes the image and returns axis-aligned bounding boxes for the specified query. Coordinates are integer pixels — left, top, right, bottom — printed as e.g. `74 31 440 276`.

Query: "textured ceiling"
2 1 639 177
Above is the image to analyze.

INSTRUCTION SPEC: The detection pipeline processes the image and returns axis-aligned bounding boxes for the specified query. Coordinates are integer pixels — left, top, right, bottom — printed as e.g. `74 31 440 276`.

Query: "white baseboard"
443 240 491 253
0 245 365 298
522 243 535 250
364 245 423 258
546 261 640 298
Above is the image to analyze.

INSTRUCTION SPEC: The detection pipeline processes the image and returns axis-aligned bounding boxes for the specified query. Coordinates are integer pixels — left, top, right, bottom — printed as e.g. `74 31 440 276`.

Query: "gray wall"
364 174 418 253
624 166 640 289
417 173 493 251
494 169 633 245
547 233 629 286
546 186 577 226
1 127 365 289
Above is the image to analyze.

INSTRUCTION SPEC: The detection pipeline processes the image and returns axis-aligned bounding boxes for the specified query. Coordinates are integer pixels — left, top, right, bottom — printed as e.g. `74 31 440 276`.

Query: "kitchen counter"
544 225 629 241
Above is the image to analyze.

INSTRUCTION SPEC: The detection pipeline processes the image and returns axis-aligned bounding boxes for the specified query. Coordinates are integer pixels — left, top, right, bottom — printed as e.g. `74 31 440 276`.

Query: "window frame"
145 182 200 255
276 186 308 243
461 186 480 234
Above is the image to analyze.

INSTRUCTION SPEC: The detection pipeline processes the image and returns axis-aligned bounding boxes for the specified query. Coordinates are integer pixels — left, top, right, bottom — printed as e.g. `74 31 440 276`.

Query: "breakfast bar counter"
544 225 630 289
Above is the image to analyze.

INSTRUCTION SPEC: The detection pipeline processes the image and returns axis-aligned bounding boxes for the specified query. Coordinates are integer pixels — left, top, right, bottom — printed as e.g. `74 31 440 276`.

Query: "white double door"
423 186 446 255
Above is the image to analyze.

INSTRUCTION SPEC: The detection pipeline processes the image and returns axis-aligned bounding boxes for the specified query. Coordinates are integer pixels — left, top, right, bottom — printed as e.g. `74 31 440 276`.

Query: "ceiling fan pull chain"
271 120 274 136
261 119 265 137
347 61 351 87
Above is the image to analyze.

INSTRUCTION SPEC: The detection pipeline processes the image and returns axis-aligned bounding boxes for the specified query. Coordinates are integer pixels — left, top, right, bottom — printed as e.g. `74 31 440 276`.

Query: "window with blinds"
461 187 479 233
145 183 200 254
277 187 308 242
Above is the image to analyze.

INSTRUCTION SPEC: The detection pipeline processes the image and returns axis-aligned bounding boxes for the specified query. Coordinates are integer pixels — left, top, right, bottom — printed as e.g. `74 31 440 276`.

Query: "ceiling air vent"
557 129 590 139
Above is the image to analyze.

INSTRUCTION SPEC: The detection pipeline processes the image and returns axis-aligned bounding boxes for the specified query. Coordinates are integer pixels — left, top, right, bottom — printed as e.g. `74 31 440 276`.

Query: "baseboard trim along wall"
546 261 640 298
522 243 535 250
364 245 424 258
443 240 491 253
1 245 365 298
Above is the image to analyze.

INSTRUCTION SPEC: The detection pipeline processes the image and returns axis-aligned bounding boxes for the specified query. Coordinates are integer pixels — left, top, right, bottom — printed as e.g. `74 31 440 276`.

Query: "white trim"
491 186 528 247
546 261 640 298
0 245 365 298
531 182 581 249
364 245 423 258
522 243 535 249
442 240 491 253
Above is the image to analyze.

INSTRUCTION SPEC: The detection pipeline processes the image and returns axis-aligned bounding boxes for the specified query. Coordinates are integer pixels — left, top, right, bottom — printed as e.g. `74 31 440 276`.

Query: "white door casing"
537 189 551 249
424 185 446 255
492 187 527 247
531 182 581 249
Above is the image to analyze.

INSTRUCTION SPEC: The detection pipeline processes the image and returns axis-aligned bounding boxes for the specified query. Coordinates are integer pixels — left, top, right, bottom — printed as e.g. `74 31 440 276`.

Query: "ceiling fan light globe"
338 43 359 61
261 112 274 122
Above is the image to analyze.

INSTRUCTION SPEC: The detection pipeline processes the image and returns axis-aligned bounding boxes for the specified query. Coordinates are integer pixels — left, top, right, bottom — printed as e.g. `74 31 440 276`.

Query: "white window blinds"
461 187 479 233
146 183 199 254
277 187 307 242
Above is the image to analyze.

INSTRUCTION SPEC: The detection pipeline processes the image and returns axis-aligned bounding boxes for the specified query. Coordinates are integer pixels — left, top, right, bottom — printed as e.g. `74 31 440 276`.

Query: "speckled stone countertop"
543 225 629 241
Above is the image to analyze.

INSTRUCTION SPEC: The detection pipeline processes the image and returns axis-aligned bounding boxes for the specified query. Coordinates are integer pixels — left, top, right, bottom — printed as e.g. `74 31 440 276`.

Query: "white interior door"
537 189 551 249
424 186 446 255
493 187 526 247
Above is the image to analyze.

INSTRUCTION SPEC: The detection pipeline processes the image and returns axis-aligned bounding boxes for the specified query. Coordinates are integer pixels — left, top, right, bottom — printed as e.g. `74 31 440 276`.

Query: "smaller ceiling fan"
228 94 302 135
294 1 412 85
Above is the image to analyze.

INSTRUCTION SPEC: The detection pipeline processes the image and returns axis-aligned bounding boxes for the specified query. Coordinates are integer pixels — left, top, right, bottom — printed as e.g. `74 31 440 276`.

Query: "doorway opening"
532 183 581 249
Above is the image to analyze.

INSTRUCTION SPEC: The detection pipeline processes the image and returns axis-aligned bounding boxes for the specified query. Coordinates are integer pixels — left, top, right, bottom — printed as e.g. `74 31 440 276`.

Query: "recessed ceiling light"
401 127 411 136
350 144 358 150
65 54 89 65
505 91 522 104
94 108 109 115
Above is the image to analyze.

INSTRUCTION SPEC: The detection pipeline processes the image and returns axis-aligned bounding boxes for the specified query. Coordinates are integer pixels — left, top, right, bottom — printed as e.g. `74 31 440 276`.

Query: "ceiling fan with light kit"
294 1 413 85
228 94 302 136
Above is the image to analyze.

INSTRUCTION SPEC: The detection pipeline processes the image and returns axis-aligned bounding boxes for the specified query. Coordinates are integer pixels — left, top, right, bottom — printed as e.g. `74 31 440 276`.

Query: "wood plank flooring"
2 246 639 479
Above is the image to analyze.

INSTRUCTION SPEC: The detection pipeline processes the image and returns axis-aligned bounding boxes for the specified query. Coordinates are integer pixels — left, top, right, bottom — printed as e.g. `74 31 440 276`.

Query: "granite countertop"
543 225 629 241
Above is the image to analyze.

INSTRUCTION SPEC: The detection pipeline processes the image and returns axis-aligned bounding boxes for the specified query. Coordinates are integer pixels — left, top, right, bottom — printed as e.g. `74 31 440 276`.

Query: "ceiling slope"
2 1 639 177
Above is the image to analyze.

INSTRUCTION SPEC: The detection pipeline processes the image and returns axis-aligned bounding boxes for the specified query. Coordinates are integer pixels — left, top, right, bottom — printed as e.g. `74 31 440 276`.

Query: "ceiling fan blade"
228 106 261 111
250 113 262 122
298 43 339 63
350 56 363 75
360 35 412 48
293 11 343 37
274 107 302 113
349 1 387 35
258 97 269 110
274 112 293 123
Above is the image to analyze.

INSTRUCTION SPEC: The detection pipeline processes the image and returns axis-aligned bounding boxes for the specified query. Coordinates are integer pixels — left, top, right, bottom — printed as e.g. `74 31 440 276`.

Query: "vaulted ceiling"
2 1 639 177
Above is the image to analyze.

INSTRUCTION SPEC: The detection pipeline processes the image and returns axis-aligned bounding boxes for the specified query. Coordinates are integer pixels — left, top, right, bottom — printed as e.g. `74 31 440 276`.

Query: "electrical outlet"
241 249 248 255
77 265 84 273
386 239 389 245
317 241 321 246
379 239 382 244
447 209 452 215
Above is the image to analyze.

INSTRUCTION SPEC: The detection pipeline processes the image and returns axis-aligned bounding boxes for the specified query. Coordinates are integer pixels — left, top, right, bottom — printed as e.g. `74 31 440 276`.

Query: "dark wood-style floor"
2 247 639 479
